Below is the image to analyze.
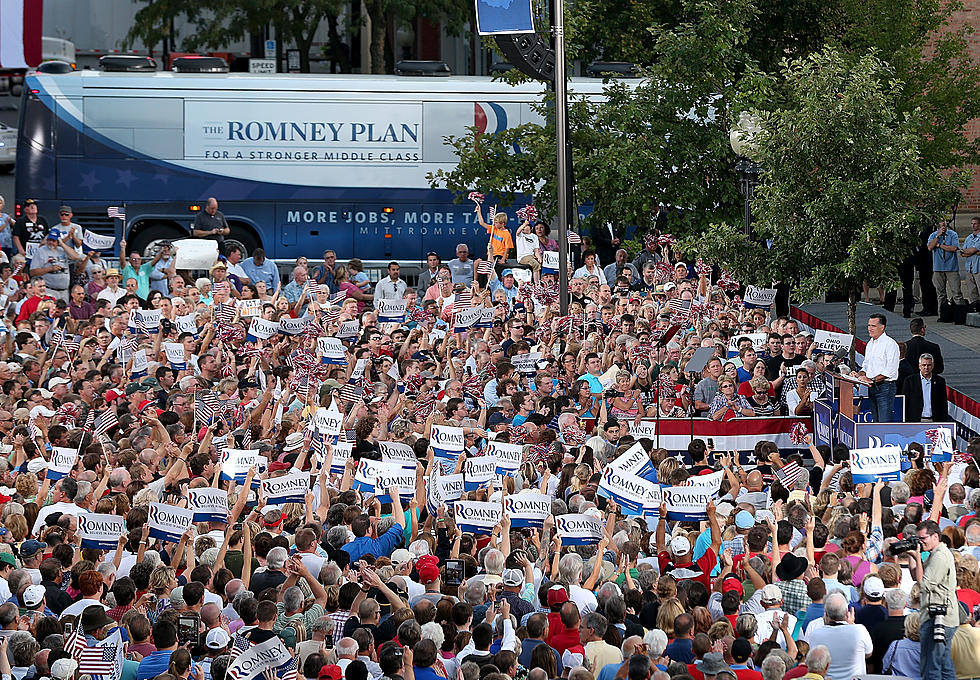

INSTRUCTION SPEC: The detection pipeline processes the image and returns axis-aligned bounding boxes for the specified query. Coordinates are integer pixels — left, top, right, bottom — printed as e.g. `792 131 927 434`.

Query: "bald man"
736 470 768 510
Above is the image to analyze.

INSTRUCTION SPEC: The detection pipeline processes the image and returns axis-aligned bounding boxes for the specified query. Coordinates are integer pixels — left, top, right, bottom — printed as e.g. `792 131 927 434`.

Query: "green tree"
695 49 967 338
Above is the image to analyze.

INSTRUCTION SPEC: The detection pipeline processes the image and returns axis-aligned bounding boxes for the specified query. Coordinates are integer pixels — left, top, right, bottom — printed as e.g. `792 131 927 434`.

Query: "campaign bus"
16 70 604 263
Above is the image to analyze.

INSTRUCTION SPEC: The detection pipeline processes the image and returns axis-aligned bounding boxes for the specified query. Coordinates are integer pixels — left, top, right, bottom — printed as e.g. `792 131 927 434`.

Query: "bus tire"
225 226 260 258
129 223 185 258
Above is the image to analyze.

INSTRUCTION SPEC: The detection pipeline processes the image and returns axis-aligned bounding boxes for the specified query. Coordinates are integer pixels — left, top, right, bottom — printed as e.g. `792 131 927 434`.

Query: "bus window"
19 93 53 150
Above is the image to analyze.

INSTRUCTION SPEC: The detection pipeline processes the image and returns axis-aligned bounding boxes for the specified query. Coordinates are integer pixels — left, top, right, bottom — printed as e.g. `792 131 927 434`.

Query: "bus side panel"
274 203 353 261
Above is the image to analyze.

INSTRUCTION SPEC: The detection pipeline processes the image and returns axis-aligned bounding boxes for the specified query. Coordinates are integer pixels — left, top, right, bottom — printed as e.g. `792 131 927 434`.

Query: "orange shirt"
485 223 514 258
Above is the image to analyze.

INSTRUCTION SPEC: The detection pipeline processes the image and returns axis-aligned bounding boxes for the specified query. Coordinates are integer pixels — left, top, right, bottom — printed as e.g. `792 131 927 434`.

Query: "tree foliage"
695 50 967 334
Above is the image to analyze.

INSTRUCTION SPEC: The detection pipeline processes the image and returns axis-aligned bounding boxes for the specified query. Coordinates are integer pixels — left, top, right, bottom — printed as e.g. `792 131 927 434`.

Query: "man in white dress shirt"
858 313 900 422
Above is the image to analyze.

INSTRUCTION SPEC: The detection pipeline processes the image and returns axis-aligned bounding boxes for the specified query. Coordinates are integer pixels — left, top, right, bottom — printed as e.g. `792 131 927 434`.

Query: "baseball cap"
46 228 61 241
51 659 78 680
23 584 45 608
59 205 72 214
547 585 569 607
48 377 70 388
670 535 691 556
238 378 260 390
722 575 744 597
731 638 753 664
663 282 676 291
20 539 45 558
0 552 15 568
318 666 343 680
206 628 231 650
105 388 125 402
500 269 514 278
29 405 56 419
125 382 151 395
735 510 755 530
502 568 524 587
390 548 413 567
863 576 885 599
759 584 783 603
27 458 48 475
418 564 440 584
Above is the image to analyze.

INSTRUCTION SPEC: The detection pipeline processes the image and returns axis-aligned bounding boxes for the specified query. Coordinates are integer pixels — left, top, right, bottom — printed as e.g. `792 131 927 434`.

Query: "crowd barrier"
624 416 810 459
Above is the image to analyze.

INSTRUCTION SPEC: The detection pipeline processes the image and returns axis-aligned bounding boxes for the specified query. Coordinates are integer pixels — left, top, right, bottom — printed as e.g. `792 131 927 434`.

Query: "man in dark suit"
900 353 948 422
905 317 944 374
590 221 619 267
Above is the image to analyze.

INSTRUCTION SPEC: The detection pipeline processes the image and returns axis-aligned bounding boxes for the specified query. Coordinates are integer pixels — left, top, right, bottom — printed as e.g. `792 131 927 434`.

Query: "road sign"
286 49 301 73
264 40 276 59
249 59 276 74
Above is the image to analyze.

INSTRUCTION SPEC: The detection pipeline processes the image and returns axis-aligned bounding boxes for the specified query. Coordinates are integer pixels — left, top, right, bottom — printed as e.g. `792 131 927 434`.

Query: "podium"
832 373 867 421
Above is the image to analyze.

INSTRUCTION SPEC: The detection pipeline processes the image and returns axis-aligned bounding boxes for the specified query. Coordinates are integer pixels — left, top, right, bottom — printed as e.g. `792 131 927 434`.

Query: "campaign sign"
849 446 902 483
727 333 767 355
279 315 310 335
175 313 198 337
453 306 485 333
542 250 560 275
436 473 465 502
555 513 604 545
626 420 658 442
353 460 415 502
813 399 834 448
488 441 523 476
474 307 495 329
662 485 716 521
687 470 724 496
475 0 535 34
431 425 465 459
83 229 116 250
379 441 417 468
837 414 856 450
226 634 293 680
79 513 127 550
377 298 407 323
927 427 956 462
138 309 162 333
609 443 655 479
220 448 262 483
164 343 187 370
510 352 542 375
248 317 279 340
188 487 229 522
329 442 353 474
238 299 262 317
338 320 360 340
463 456 498 491
813 330 854 354
504 493 551 528
454 501 501 535
148 503 195 542
744 286 777 308
131 349 148 379
318 337 347 365
598 466 662 515
261 471 309 505
46 446 78 480
313 405 344 437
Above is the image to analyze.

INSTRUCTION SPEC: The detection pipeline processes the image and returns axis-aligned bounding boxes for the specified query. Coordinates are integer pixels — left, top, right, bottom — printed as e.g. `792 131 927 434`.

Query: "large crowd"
0 196 976 680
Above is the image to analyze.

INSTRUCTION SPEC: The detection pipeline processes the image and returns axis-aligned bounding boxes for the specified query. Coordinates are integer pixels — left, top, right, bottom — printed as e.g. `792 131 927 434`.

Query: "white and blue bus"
17 70 603 261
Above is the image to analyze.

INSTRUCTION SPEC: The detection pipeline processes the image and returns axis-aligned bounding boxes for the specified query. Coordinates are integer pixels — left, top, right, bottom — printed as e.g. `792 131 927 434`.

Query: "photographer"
912 519 959 679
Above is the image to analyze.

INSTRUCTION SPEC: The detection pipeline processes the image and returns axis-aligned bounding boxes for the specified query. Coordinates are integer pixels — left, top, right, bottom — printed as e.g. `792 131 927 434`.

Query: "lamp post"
729 112 762 237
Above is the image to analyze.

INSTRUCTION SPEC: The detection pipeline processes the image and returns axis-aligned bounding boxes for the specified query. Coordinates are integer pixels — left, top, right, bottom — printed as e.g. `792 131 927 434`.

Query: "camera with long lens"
927 604 948 643
887 537 919 555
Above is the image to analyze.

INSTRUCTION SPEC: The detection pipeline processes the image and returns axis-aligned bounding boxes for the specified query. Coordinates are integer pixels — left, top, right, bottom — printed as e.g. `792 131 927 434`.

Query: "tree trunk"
848 286 857 366
365 0 386 74
325 13 351 73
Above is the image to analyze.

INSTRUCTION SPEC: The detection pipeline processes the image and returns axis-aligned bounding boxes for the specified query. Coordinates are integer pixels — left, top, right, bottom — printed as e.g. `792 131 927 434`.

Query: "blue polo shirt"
578 372 604 394
929 229 960 272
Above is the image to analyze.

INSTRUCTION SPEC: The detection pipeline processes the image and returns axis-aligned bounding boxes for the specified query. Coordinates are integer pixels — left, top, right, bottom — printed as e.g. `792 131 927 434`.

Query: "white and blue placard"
379 441 417 468
164 342 187 370
328 442 353 474
148 502 195 542
626 421 658 442
261 471 309 505
248 316 279 340
175 313 198 337
46 446 78 480
188 487 229 522
687 470 724 496
598 466 662 515
225 631 293 680
431 425 465 459
463 456 498 491
503 493 551 528
487 441 523 476
318 337 347 365
79 513 127 550
510 352 542 375
663 485 716 521
337 320 360 340
454 500 501 535
130 349 148 379
849 446 902 483
220 448 262 483
542 250 560 275
928 426 956 462
313 404 343 437
279 315 310 335
377 298 407 323
353 459 415 502
744 286 777 308
436 473 465 503
137 309 161 333
555 513 604 545
727 333 768 354
83 229 117 250
813 330 854 355
474 307 495 329
453 306 485 333
609 443 655 479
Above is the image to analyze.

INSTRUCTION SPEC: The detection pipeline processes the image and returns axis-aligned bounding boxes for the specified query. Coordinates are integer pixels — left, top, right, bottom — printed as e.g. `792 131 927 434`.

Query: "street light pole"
735 157 761 237
554 0 570 315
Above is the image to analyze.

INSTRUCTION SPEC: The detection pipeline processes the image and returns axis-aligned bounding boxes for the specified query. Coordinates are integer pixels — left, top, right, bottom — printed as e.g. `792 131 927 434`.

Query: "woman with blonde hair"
656 597 685 639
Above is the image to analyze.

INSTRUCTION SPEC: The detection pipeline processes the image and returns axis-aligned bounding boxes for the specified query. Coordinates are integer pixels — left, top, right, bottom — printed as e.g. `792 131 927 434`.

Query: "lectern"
832 373 866 421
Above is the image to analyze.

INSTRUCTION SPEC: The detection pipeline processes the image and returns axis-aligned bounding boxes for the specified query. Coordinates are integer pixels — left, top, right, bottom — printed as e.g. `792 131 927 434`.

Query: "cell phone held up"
178 613 201 649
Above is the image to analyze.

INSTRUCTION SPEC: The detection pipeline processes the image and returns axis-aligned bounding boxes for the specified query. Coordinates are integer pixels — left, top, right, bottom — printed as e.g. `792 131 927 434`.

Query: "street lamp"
729 112 762 237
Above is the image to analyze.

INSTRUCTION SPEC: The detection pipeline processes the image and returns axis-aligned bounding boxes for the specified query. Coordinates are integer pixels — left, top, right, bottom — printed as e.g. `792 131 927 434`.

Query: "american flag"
78 641 119 676
667 299 691 313
339 383 363 403
67 628 87 659
228 631 252 661
476 261 493 275
328 290 347 305
107 206 126 220
12 262 23 276
214 436 229 453
214 303 236 324
567 231 582 244
51 328 65 346
240 426 253 449
94 409 118 438
455 290 472 308
62 335 81 355
119 336 139 354
196 391 219 425
83 408 96 432
776 460 804 486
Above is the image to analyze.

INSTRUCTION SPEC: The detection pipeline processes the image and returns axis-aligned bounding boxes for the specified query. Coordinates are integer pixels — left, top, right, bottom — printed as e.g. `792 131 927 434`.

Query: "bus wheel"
225 229 260 258
130 224 185 258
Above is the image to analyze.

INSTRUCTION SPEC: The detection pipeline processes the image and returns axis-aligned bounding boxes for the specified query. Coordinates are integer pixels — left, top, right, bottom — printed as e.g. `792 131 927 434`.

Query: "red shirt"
548 625 581 655
734 669 763 680
658 548 717 589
